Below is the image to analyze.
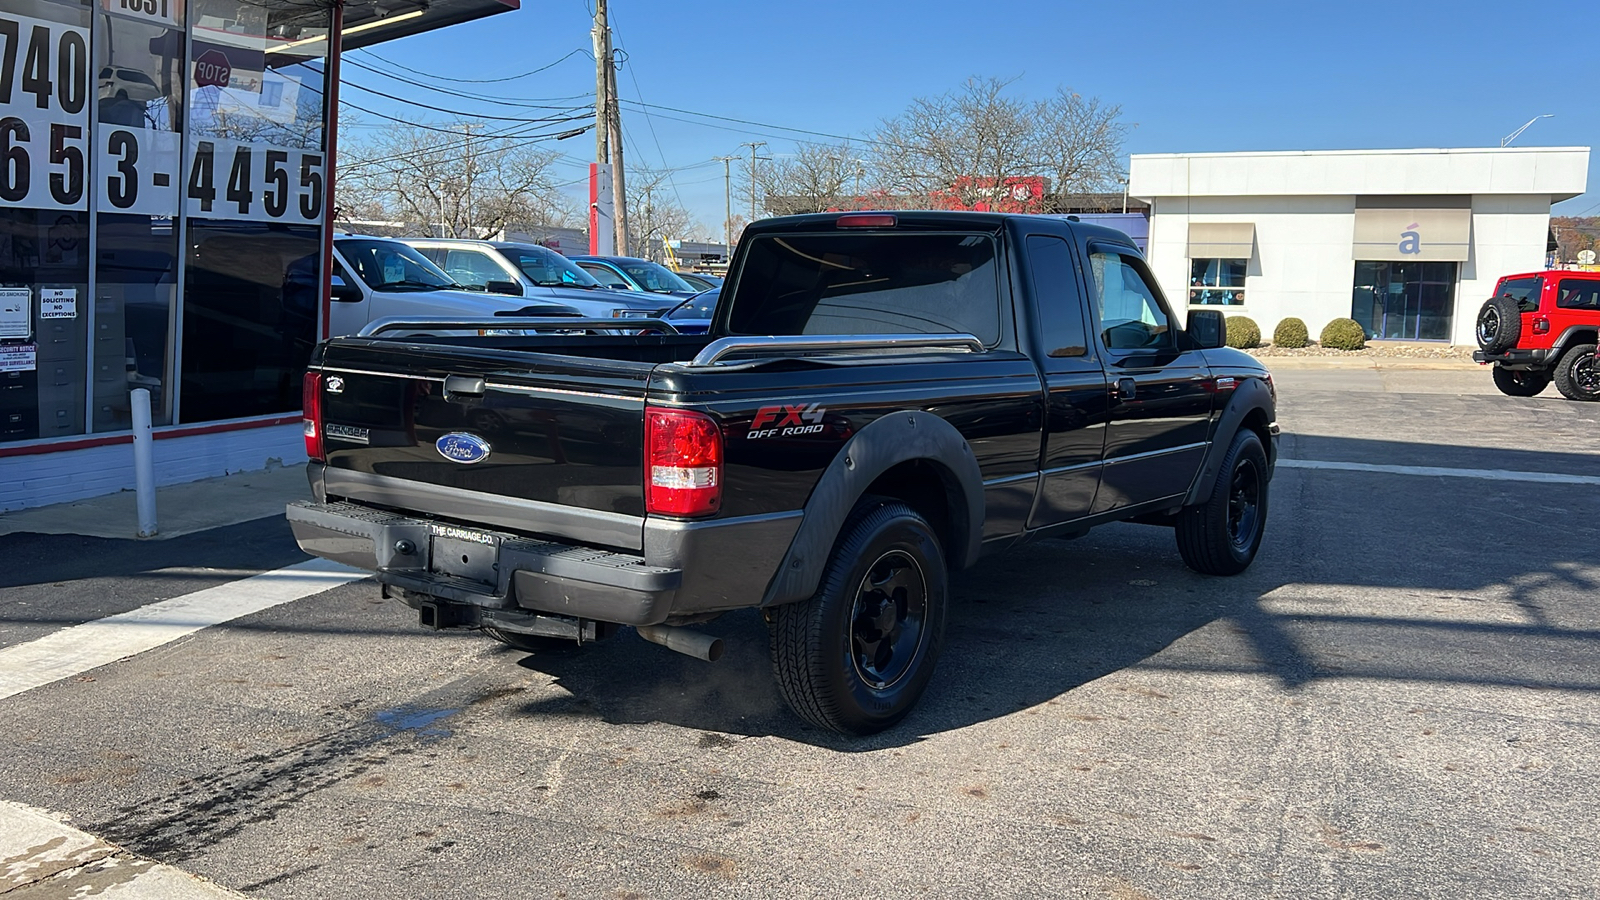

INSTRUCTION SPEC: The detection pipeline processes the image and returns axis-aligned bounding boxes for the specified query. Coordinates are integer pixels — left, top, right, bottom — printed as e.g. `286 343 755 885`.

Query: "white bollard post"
131 387 157 537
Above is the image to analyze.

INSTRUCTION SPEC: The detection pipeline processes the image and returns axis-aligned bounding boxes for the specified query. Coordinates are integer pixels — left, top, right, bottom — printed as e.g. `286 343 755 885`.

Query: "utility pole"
591 4 608 169
740 141 767 223
607 40 627 255
713 155 736 261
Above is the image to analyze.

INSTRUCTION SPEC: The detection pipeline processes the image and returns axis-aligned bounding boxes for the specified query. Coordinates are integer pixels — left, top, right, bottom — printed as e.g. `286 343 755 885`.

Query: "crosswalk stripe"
0 558 364 702
1278 457 1600 486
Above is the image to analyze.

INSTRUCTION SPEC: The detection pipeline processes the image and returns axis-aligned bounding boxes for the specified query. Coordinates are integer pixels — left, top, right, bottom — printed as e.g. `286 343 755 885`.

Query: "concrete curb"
0 800 243 897
1250 356 1481 371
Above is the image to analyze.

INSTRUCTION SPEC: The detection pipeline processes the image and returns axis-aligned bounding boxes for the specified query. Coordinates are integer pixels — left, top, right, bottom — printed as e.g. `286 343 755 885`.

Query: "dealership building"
1128 147 1590 345
1 0 519 512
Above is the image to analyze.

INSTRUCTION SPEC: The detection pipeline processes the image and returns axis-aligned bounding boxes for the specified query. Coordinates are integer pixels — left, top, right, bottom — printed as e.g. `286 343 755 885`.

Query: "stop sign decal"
194 49 231 89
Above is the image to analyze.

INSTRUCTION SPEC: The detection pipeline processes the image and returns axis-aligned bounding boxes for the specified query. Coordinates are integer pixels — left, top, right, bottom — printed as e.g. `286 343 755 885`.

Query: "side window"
413 248 445 266
582 263 632 290
1556 279 1600 311
1026 235 1088 358
442 250 509 289
1088 249 1172 351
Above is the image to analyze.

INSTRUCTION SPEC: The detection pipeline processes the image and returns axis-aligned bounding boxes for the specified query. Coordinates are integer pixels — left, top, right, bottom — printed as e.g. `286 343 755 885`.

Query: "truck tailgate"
314 341 652 549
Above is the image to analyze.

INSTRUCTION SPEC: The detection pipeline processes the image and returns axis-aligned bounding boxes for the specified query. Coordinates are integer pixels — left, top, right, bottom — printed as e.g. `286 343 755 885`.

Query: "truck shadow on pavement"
506 457 1600 750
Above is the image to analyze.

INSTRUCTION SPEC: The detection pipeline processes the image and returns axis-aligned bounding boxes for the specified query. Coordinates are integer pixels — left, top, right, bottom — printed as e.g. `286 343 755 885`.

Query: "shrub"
1224 315 1260 349
1273 317 1310 348
1320 317 1367 351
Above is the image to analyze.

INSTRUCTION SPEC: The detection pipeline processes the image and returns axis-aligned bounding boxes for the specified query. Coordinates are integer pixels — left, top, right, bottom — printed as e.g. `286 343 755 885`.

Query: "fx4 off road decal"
749 403 827 439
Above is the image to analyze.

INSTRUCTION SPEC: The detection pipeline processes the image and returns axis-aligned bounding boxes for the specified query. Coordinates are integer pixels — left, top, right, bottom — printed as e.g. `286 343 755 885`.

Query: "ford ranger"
287 211 1279 734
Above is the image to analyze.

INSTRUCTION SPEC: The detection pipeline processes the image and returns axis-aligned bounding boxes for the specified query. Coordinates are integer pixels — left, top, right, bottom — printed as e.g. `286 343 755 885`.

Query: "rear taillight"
303 371 324 461
1533 316 1550 335
645 407 722 517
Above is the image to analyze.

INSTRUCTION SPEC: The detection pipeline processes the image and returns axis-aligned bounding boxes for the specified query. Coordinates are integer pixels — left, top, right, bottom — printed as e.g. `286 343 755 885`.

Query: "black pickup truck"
288 211 1278 734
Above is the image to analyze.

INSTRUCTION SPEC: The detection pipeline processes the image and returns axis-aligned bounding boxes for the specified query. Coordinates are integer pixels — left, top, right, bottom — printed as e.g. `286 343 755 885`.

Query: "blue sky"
345 0 1599 235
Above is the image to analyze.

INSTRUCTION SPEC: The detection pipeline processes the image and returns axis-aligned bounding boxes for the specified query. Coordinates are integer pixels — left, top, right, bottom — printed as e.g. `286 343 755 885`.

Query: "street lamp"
1502 115 1554 147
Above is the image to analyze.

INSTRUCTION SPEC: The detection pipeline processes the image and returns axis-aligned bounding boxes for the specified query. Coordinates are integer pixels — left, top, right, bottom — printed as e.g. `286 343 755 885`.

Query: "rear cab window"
726 232 1002 344
1496 276 1543 313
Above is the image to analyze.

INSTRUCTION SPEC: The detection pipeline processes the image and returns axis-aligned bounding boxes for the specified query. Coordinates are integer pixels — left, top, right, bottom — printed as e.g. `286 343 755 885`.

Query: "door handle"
1113 377 1137 401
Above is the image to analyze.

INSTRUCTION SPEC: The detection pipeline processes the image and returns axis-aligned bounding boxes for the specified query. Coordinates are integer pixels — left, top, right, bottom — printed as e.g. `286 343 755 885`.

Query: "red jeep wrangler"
1473 271 1600 400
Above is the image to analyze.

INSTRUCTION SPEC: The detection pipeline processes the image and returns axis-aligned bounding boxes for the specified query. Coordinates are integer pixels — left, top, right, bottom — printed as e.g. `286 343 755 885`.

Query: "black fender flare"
1183 377 1276 507
760 410 985 607
1552 326 1600 359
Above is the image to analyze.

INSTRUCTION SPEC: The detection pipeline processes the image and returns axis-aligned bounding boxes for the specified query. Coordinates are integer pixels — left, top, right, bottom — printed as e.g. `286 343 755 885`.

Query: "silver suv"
403 238 671 320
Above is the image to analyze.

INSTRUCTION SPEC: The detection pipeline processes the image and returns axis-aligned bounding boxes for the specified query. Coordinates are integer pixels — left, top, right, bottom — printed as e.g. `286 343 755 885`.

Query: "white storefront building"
1128 147 1590 345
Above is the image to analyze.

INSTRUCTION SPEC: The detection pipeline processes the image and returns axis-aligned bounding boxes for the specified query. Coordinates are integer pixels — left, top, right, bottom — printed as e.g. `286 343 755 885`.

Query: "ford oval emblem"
435 432 492 464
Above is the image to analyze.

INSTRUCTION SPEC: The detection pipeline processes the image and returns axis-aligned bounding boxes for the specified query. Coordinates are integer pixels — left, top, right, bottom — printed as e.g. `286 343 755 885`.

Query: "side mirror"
329 275 363 303
484 280 524 297
1187 309 1225 349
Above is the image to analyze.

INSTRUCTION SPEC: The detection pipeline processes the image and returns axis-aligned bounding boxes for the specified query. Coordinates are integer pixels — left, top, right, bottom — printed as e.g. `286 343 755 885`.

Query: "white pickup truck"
325 235 581 336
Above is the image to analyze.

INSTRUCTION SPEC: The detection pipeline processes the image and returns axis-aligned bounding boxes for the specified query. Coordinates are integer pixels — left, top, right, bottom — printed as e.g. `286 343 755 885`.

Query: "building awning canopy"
1187 223 1255 259
1353 207 1471 261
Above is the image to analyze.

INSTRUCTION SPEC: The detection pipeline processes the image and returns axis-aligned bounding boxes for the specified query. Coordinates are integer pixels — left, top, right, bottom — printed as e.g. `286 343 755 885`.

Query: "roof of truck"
746 210 1142 249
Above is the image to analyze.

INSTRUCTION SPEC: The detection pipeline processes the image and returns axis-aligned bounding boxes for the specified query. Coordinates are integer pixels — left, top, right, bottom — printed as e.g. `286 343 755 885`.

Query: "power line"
607 10 684 212
341 78 591 122
343 56 593 108
354 47 591 84
616 98 887 147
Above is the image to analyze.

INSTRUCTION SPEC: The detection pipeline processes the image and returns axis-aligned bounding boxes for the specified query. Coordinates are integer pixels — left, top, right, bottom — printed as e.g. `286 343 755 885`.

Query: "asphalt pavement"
1 364 1596 899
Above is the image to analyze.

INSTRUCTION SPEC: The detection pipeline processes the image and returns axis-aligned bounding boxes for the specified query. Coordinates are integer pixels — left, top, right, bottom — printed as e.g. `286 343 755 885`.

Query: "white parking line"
0 558 364 702
1280 458 1600 486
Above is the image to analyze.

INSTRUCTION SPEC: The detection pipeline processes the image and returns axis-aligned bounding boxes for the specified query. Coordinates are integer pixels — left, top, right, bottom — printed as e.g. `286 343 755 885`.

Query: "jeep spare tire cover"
1476 296 1522 353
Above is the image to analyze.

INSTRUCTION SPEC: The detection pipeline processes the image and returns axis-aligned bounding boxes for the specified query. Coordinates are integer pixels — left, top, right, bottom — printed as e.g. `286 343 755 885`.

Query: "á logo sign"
1398 222 1421 255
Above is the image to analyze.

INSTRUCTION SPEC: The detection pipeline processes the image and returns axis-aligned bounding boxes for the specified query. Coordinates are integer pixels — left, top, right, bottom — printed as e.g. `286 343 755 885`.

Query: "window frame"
1085 241 1178 355
1187 257 1249 308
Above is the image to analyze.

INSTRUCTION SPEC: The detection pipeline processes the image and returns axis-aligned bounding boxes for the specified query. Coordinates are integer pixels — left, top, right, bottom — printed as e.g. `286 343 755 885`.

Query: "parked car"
289 211 1277 735
327 235 579 337
403 239 669 320
1472 270 1600 400
570 256 701 299
661 288 718 334
676 271 723 292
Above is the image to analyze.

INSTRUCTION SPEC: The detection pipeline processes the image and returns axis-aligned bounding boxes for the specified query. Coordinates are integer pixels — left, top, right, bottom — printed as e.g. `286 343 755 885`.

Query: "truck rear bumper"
286 500 802 626
287 500 681 625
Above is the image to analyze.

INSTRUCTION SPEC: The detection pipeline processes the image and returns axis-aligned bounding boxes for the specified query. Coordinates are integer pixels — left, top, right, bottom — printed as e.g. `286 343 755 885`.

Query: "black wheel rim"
1227 458 1262 550
1575 353 1600 395
848 550 928 691
1477 308 1499 345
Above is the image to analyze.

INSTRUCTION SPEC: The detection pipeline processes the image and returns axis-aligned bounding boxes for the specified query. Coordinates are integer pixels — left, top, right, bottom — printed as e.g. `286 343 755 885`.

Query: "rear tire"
769 499 948 735
1176 429 1269 576
1491 366 1551 397
1553 344 1600 401
1475 296 1522 353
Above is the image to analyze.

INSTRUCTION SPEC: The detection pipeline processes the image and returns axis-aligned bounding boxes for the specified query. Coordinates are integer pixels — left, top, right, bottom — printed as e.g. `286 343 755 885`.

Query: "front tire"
769 499 948 735
1176 429 1269 576
1491 365 1551 397
1553 344 1600 401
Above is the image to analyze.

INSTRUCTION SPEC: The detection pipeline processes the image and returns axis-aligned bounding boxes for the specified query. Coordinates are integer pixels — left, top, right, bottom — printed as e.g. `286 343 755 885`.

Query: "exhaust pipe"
636 625 724 662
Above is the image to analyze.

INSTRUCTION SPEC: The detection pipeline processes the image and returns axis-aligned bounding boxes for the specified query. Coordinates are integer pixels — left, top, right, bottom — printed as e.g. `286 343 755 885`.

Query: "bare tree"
626 165 698 262
758 142 865 215
338 120 576 239
869 76 1129 211
1037 89 1130 197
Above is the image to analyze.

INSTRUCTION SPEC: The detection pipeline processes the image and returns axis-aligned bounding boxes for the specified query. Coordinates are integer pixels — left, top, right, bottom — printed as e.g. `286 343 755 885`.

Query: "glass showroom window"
0 0 94 442
92 10 186 432
180 0 329 423
1188 258 1246 306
